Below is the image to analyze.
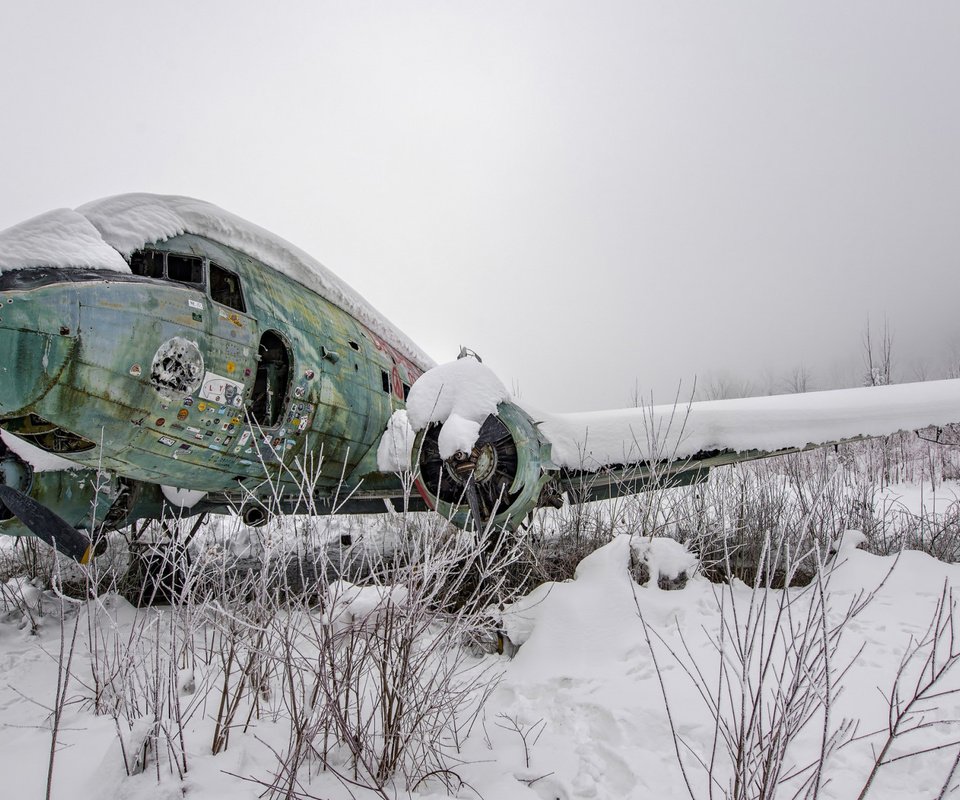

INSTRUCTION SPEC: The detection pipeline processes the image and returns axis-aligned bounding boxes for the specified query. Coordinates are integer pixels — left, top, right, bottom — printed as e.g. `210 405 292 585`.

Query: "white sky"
1 1 959 410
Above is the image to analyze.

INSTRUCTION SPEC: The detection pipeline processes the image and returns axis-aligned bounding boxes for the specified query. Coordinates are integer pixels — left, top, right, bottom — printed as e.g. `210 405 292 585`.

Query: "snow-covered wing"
530 379 960 470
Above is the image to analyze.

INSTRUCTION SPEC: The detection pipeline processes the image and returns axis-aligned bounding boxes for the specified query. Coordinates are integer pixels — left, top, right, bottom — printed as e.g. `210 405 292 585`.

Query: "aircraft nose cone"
0 288 79 417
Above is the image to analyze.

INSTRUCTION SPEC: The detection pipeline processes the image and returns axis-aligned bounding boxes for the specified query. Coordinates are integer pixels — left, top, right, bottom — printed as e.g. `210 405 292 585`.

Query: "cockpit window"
130 249 242 301
209 261 246 312
129 250 164 279
166 254 204 285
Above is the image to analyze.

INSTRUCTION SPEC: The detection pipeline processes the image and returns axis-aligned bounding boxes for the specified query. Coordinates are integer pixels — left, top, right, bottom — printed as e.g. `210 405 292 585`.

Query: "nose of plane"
0 285 80 417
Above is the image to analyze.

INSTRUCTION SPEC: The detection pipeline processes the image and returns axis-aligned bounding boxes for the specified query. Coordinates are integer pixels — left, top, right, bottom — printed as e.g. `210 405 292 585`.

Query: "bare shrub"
855 583 960 799
252 521 521 797
0 536 58 587
639 537 887 800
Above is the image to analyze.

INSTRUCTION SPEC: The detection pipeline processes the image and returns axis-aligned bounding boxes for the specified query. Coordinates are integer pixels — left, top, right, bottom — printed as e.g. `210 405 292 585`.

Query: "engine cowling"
413 402 558 531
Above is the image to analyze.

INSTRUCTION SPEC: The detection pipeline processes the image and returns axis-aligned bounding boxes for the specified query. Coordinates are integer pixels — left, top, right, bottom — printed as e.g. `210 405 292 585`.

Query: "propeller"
0 476 94 564
0 483 94 563
419 414 519 532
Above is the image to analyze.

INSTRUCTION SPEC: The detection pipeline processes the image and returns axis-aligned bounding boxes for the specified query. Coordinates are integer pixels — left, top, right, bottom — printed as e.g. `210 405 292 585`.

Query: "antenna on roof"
457 346 483 363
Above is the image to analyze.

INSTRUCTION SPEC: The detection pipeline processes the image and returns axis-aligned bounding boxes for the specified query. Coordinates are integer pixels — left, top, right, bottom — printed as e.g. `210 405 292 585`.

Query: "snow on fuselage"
0 197 431 505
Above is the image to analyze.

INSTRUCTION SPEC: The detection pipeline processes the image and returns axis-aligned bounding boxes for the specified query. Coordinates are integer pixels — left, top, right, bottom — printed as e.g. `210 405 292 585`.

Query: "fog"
2 1 958 410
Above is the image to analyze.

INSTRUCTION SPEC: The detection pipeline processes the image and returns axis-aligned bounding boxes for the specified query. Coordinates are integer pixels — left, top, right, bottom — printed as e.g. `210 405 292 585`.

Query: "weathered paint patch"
150 337 204 395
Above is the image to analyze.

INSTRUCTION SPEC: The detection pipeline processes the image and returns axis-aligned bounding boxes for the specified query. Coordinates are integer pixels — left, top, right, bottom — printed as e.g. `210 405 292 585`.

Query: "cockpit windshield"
130 250 204 288
129 249 246 312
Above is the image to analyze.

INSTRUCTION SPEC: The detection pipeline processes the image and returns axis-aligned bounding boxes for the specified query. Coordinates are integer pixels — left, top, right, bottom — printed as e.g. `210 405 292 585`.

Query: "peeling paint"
150 337 204 395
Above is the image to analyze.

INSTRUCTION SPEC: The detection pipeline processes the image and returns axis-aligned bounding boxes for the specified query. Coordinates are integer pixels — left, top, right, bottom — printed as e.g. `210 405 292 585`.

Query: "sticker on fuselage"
199 372 245 407
218 309 244 328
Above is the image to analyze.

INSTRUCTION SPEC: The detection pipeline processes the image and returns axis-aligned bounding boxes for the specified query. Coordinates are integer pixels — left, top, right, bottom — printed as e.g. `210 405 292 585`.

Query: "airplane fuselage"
7 193 960 561
0 233 426 529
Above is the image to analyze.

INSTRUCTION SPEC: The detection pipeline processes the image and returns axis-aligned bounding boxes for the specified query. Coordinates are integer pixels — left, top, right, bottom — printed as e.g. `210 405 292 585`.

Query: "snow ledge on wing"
527 379 960 470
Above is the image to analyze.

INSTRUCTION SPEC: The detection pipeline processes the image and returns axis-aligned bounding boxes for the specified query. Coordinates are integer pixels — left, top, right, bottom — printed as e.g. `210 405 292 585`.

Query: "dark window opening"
209 262 246 312
249 330 291 427
402 383 411 400
130 250 164 278
381 370 390 393
167 254 204 285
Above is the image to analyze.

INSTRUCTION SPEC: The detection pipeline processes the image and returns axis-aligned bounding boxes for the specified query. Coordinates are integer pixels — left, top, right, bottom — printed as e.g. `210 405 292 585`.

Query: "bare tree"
863 318 894 387
782 364 813 394
700 371 755 401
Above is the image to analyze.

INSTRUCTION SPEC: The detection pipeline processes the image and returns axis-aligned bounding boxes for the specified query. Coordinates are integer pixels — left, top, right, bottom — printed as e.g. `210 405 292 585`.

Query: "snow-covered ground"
3 496 960 800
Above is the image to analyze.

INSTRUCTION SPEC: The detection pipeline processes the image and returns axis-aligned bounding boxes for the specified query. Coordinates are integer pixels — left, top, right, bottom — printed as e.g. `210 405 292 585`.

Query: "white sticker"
188 298 204 310
199 371 245 407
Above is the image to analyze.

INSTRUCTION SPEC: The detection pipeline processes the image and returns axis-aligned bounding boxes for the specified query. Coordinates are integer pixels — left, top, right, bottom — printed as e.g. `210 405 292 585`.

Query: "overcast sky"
1 1 959 410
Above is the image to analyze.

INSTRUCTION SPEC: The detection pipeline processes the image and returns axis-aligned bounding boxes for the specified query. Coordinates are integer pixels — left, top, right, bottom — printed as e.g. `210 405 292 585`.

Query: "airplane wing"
533 379 960 502
405 360 960 529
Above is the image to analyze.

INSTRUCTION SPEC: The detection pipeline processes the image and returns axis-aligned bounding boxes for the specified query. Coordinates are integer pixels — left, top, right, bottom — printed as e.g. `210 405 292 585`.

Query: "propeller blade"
0 484 93 563
464 475 484 534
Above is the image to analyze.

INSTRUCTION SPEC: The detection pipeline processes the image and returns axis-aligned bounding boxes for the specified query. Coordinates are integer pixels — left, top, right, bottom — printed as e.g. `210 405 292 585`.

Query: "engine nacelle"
413 402 558 531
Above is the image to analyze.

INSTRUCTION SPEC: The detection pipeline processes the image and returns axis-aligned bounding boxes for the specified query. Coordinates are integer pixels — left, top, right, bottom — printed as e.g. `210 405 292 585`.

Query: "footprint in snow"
515 770 570 800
